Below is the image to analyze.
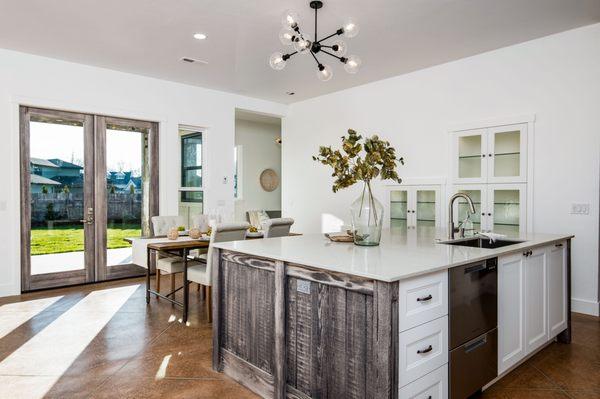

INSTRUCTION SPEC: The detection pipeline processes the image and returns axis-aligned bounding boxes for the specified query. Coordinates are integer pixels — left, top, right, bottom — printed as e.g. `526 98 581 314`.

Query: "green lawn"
31 224 141 256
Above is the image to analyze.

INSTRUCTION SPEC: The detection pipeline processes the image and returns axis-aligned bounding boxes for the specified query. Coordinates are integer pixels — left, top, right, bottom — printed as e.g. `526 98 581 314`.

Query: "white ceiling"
1 0 599 104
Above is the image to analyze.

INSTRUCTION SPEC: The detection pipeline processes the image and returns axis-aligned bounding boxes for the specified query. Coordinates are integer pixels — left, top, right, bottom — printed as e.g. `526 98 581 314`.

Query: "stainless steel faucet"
448 193 476 239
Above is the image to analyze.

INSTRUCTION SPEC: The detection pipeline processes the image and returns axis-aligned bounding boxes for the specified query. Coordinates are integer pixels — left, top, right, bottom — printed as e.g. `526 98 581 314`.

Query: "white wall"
234 119 282 222
0 48 287 297
283 24 600 315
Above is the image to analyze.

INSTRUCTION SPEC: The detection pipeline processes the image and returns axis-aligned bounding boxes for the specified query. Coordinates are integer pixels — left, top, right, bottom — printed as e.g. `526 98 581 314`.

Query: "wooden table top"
146 239 210 251
124 232 302 245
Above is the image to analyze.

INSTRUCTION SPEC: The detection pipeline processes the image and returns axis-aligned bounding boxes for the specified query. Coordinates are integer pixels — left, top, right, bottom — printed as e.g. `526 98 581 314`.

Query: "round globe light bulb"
279 28 295 46
344 55 361 74
293 34 312 54
281 10 300 28
331 39 347 56
342 18 359 38
269 52 286 70
317 64 333 81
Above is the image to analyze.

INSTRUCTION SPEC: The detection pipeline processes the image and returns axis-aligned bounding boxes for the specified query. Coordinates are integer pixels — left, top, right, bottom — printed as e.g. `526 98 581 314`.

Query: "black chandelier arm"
316 28 344 44
320 49 347 63
314 7 318 41
309 51 322 68
282 51 298 61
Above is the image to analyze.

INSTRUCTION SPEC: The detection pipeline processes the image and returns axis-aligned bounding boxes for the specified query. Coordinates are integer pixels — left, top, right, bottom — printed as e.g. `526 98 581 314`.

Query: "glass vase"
350 182 384 246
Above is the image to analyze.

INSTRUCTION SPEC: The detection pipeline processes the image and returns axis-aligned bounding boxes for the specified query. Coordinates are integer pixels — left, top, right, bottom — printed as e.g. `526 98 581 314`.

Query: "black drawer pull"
465 336 487 353
417 345 433 354
555 243 563 247
417 294 433 302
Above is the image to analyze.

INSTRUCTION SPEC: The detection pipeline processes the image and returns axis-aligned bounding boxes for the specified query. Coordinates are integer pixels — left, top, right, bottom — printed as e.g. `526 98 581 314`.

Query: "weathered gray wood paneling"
215 252 399 399
221 259 275 374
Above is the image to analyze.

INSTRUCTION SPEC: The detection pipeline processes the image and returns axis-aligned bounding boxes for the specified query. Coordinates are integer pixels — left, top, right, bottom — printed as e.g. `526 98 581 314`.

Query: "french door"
20 107 159 291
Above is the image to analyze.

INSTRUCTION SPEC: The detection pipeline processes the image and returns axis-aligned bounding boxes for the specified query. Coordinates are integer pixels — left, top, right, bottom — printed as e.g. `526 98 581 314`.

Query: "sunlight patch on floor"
0 284 139 399
0 296 63 339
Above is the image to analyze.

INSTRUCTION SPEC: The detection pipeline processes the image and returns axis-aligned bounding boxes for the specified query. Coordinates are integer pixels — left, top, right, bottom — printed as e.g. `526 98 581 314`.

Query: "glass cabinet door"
453 187 486 233
390 190 409 228
415 190 436 227
455 129 487 183
488 124 527 183
488 185 526 234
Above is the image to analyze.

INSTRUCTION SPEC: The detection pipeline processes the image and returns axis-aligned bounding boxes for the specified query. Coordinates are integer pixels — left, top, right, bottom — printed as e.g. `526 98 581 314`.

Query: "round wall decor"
260 169 279 192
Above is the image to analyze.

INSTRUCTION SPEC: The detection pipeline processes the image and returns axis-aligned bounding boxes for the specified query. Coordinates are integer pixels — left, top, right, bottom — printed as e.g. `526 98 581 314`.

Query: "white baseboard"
571 298 600 316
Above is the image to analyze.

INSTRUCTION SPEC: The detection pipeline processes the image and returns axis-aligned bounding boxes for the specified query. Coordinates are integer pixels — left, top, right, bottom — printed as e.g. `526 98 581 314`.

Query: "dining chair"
187 222 250 322
262 217 295 238
151 215 187 294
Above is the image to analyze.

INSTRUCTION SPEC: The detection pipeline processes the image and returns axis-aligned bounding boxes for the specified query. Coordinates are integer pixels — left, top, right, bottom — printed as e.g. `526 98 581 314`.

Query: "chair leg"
156 270 161 294
199 284 205 301
197 283 200 292
207 286 212 323
170 274 175 294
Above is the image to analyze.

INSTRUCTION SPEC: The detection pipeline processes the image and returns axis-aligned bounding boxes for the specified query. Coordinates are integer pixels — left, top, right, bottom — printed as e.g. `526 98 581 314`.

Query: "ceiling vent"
180 57 208 65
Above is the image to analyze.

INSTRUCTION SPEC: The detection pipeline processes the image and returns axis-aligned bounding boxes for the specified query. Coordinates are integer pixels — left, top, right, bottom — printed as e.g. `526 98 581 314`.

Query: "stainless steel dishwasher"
449 258 498 398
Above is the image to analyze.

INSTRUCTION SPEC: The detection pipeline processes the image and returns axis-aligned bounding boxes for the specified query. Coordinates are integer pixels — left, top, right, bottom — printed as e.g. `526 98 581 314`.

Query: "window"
234 145 242 199
181 132 202 188
179 127 204 225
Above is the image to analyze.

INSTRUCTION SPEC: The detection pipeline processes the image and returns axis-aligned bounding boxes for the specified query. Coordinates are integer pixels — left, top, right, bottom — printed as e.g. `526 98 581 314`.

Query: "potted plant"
313 129 404 246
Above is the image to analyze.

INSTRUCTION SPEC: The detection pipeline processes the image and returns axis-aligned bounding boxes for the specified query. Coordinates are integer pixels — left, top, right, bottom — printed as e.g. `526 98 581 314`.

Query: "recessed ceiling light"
193 33 207 40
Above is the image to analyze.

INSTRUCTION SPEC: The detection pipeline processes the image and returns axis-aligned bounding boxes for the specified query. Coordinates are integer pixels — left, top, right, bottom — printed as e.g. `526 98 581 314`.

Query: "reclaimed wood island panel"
211 248 399 399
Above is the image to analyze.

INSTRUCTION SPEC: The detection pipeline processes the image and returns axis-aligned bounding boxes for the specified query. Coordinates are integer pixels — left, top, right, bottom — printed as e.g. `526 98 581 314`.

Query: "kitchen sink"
439 237 525 249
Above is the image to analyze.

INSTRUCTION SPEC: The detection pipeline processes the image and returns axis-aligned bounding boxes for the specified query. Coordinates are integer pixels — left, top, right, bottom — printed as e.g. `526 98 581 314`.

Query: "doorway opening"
234 109 282 226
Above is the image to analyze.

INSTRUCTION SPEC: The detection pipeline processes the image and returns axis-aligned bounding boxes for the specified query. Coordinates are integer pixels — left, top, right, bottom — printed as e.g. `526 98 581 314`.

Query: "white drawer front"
399 270 448 332
399 364 448 399
399 316 449 387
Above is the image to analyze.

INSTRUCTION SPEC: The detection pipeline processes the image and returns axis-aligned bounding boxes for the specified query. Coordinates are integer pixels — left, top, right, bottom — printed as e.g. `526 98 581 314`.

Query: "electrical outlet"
571 203 590 215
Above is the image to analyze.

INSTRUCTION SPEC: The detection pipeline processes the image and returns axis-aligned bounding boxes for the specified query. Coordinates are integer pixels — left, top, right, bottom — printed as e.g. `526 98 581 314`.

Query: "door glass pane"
458 135 482 178
29 117 85 275
493 189 520 235
390 190 408 228
105 124 148 268
416 190 435 227
494 131 520 177
457 189 482 231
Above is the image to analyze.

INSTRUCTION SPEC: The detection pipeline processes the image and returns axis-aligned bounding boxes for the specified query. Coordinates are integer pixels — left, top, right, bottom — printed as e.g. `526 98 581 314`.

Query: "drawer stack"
398 270 449 399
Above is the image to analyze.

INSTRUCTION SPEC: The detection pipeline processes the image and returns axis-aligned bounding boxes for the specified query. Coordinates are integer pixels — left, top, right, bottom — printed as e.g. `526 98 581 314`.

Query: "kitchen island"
210 227 573 398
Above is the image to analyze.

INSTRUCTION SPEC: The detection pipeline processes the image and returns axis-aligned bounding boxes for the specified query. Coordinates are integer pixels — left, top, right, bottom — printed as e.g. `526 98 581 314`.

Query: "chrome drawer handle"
417 345 433 354
416 294 433 302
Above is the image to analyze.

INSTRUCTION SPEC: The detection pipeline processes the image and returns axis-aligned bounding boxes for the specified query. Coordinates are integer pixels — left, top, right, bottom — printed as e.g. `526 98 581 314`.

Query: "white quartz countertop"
213 228 573 282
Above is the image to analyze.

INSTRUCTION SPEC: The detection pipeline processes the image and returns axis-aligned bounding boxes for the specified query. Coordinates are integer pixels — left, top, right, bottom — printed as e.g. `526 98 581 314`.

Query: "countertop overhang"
213 227 573 282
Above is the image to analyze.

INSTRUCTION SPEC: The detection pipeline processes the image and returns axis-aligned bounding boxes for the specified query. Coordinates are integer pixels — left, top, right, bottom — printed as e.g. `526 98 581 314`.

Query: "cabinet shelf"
459 154 482 159
495 152 520 157
391 201 407 204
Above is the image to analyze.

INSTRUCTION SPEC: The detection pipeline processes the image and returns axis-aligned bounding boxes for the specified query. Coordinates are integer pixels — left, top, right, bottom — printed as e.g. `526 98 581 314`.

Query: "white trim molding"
571 298 600 317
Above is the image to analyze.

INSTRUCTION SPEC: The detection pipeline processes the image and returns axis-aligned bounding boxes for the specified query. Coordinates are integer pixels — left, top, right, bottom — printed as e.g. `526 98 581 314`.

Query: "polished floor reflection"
0 278 597 399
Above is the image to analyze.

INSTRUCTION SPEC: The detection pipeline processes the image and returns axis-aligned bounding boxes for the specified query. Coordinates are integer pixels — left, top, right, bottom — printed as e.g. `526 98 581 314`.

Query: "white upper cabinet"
452 123 527 184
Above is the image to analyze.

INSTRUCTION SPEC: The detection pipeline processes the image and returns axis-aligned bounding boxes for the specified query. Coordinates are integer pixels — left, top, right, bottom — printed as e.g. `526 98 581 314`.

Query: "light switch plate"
571 203 590 215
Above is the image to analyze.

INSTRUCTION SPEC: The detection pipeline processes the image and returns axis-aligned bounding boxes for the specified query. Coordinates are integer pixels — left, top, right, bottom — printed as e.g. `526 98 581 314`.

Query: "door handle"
465 263 486 274
417 345 433 354
416 294 432 302
464 335 487 353
80 207 94 224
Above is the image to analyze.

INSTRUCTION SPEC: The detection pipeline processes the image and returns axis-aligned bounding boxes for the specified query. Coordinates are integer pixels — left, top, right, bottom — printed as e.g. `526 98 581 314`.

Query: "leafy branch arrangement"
312 129 404 230
312 129 404 193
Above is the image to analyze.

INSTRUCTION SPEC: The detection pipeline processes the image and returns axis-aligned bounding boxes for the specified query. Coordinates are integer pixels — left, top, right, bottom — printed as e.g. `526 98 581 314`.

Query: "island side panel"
213 251 400 399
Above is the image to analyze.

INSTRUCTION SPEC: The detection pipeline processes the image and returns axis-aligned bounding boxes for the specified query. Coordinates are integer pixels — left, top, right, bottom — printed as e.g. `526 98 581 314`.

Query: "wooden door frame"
20 106 95 291
95 116 159 281
20 107 159 291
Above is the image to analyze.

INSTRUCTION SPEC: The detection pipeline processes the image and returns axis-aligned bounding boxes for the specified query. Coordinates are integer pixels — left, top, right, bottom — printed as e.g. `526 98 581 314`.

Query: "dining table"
124 232 301 323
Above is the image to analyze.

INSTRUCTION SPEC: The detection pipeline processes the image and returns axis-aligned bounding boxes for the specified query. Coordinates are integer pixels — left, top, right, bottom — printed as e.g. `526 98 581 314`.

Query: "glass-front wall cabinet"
454 123 527 184
452 184 526 234
390 186 441 229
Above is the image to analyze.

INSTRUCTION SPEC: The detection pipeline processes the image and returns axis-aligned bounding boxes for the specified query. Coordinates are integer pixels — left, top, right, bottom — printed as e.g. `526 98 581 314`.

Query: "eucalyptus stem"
358 181 366 218
366 180 379 226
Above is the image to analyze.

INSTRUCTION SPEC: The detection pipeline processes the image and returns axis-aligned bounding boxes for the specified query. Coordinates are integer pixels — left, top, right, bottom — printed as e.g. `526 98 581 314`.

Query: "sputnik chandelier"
269 0 361 81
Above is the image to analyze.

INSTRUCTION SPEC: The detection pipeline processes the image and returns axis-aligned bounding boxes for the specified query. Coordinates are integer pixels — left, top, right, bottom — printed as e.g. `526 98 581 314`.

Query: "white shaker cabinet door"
548 241 568 339
525 247 549 354
498 252 526 374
